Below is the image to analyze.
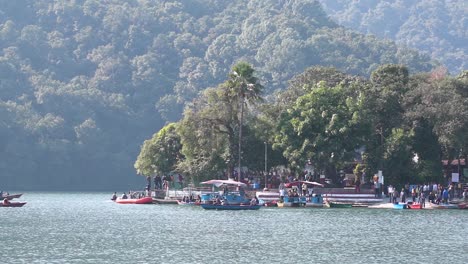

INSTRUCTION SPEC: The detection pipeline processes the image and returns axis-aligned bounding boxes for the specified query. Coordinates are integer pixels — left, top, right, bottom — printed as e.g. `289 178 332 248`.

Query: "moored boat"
407 202 422 209
199 179 260 210
368 203 395 209
200 204 261 210
393 203 408 209
115 196 153 204
177 200 200 206
1 202 27 207
325 201 353 208
1 193 23 200
153 198 179 204
426 203 458 209
277 196 306 207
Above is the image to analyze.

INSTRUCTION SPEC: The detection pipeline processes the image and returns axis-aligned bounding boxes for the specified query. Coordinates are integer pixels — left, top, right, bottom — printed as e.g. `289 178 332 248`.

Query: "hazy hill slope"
0 0 434 190
318 0 467 74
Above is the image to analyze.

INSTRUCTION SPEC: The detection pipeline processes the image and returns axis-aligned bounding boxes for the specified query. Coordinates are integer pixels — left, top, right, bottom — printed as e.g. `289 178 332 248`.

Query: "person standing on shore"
388 185 394 203
419 191 425 208
392 188 398 203
355 178 361 193
400 188 406 203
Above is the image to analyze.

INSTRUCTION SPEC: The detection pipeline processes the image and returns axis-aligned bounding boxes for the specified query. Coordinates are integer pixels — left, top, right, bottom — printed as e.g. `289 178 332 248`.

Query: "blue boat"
393 203 408 209
277 196 306 207
200 204 261 210
199 179 259 210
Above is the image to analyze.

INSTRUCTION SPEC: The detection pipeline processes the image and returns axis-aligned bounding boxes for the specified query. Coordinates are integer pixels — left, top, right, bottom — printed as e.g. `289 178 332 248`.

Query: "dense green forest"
0 0 458 190
317 0 467 74
136 62 468 188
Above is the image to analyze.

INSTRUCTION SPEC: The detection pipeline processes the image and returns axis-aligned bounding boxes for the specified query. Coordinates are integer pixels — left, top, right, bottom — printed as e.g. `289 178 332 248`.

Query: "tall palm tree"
225 62 264 180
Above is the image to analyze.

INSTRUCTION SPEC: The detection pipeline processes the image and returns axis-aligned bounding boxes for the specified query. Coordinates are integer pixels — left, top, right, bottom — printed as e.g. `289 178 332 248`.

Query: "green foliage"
0 0 444 190
318 0 466 74
276 80 370 181
134 123 183 176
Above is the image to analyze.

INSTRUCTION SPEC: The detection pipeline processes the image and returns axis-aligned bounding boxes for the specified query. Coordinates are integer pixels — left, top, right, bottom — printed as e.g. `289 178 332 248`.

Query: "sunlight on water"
1 192 467 263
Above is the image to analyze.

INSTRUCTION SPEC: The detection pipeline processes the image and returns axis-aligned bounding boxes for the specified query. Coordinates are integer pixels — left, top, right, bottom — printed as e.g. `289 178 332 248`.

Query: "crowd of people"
387 183 467 207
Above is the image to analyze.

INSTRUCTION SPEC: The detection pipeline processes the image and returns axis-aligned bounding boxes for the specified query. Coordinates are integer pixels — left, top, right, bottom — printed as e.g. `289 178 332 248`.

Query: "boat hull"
1 193 23 200
153 198 178 204
407 203 422 209
1 202 27 207
304 202 323 208
427 203 458 209
177 201 200 206
200 204 261 210
326 202 353 208
393 203 408 209
115 197 153 204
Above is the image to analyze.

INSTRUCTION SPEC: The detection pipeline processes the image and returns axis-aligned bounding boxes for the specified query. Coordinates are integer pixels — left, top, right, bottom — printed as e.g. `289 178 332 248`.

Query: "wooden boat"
1 202 27 207
325 201 353 208
393 203 408 209
199 179 252 207
200 204 261 210
277 196 306 207
263 201 278 207
407 203 422 209
177 200 200 206
153 198 178 204
1 193 23 200
115 196 153 204
368 203 395 209
426 203 458 209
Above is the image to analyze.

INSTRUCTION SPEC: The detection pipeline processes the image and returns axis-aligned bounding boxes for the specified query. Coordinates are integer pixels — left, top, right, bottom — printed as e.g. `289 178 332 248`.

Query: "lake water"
1 192 467 263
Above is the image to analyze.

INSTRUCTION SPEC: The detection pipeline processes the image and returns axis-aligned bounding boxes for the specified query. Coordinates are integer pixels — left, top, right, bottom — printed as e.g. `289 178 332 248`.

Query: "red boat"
115 196 153 204
1 202 27 207
407 203 422 209
458 203 468 209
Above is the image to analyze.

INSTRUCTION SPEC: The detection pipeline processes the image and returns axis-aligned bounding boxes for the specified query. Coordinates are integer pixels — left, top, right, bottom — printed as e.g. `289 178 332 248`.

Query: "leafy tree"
134 123 183 176
276 80 370 183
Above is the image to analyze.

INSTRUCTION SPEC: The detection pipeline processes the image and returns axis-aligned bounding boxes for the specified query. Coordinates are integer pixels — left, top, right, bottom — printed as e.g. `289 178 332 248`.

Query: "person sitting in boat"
3 198 10 205
214 196 221 205
250 197 257 205
111 192 117 201
121 193 128 199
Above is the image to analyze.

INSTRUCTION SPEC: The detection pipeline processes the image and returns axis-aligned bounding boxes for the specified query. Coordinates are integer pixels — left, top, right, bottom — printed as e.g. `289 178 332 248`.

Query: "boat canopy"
200 179 247 187
284 181 324 188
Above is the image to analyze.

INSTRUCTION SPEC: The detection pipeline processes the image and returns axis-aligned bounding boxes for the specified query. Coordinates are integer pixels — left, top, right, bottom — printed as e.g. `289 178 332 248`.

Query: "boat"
407 202 422 209
199 179 259 210
458 202 468 209
1 193 23 200
426 203 458 209
321 193 383 204
277 196 306 207
368 203 396 209
200 204 261 210
153 198 179 204
177 200 200 206
393 203 408 209
1 202 27 207
305 195 324 207
115 196 153 204
325 201 353 208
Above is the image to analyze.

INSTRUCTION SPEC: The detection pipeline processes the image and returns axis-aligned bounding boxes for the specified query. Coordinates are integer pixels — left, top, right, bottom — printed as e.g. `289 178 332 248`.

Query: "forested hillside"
317 0 467 74
0 0 435 190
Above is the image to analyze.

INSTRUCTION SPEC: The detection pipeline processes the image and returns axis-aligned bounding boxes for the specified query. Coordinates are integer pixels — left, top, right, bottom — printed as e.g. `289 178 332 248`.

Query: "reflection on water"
1 192 467 263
